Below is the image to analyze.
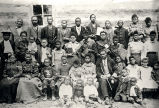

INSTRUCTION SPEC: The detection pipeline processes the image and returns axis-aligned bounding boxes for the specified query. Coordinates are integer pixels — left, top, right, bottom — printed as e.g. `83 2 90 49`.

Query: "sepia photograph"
0 0 158 108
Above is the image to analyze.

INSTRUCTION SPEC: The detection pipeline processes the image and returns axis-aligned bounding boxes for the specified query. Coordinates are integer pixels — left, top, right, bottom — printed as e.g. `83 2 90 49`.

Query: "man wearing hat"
0 30 15 80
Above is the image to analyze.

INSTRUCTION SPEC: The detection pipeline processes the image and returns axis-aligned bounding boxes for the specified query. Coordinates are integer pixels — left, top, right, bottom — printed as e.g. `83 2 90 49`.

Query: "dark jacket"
96 56 115 78
71 26 86 42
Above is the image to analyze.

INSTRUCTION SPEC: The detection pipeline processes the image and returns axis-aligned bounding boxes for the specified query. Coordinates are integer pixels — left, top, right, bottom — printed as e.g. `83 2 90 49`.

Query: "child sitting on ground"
152 61 159 85
41 58 57 101
59 77 73 105
114 68 130 102
127 77 142 105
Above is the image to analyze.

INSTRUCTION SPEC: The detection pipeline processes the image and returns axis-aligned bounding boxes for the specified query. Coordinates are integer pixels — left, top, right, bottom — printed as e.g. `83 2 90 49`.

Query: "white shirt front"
76 26 81 36
41 47 48 63
65 42 81 53
16 27 22 36
126 64 141 79
102 58 110 75
4 40 13 53
59 84 73 99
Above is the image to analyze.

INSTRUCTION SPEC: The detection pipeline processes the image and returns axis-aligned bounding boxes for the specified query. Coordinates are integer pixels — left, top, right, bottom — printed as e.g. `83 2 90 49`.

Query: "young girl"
52 41 65 70
152 61 159 85
59 77 73 104
28 36 38 62
69 59 83 87
81 54 97 86
138 58 158 90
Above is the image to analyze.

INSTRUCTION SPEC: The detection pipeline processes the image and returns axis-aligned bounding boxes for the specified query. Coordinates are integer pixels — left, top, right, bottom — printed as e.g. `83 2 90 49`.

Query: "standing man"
10 18 27 43
86 14 100 39
41 16 58 49
27 16 41 45
96 50 117 105
71 17 86 42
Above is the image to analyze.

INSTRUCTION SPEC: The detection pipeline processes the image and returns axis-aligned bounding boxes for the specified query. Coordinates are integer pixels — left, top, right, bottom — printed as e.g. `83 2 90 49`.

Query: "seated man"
96 50 118 105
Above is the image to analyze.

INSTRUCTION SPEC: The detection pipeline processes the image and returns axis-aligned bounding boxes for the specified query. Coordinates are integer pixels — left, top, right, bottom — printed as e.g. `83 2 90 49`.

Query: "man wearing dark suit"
96 50 117 104
71 17 86 42
41 16 58 49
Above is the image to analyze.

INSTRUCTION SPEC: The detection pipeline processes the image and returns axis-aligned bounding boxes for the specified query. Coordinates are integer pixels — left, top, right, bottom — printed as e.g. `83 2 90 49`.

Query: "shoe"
52 96 56 101
43 96 47 101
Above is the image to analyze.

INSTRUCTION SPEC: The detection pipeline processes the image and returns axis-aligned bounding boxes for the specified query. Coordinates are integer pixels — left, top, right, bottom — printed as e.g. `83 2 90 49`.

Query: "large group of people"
0 13 159 106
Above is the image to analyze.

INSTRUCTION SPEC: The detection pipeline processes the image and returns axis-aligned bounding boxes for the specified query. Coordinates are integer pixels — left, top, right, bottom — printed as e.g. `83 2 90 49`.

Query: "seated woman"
0 54 22 103
16 53 42 104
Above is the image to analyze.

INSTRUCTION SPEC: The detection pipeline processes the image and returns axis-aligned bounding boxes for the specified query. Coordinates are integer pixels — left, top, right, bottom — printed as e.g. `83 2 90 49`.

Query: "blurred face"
146 21 151 27
100 32 107 40
154 63 159 69
75 18 81 27
116 56 121 63
64 78 70 85
122 70 128 77
29 37 35 43
118 20 123 28
131 80 137 86
150 34 156 41
132 17 138 24
130 58 136 65
47 16 53 25
142 59 148 67
61 20 67 29
32 16 38 26
61 57 67 64
16 19 23 28
3 34 10 40
21 33 27 41
85 56 91 63
70 36 76 43
25 54 31 62
73 63 79 68
44 59 50 66
41 40 48 47
9 56 16 63
133 34 139 41
90 14 96 23
55 42 61 49
113 38 118 45
87 78 93 86
105 21 111 29
100 51 107 59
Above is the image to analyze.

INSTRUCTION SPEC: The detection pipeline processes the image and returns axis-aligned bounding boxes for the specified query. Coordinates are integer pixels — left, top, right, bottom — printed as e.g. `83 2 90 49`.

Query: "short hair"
100 31 107 35
90 14 96 19
117 20 124 24
113 36 118 40
85 53 91 59
55 40 61 44
75 17 81 22
73 59 80 65
129 56 135 61
130 77 137 83
41 38 48 42
141 58 148 62
132 14 138 19
20 31 27 36
31 16 38 20
44 58 51 63
29 36 35 40
150 31 156 36
133 30 139 35
61 55 67 59
61 20 67 24
145 17 152 23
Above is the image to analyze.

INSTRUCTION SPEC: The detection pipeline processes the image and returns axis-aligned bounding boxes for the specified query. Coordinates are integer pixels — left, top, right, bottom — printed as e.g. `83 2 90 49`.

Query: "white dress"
138 66 158 89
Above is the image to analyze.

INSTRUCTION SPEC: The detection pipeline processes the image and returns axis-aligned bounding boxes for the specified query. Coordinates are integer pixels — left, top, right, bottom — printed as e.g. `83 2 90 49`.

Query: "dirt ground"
0 98 158 108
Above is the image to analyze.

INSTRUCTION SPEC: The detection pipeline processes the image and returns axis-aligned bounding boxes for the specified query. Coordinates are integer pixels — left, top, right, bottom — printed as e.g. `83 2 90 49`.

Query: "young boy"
64 35 81 65
28 36 38 62
145 31 159 67
109 36 127 62
38 39 51 64
127 77 142 105
127 31 146 65
114 20 129 49
59 77 73 104
52 41 65 71
41 58 57 100
114 68 130 102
